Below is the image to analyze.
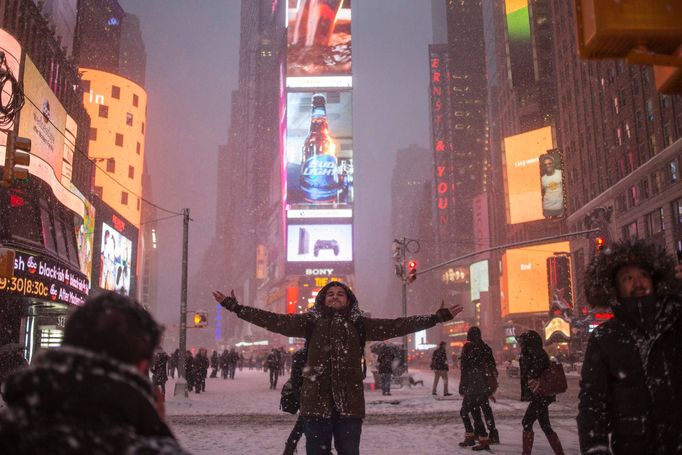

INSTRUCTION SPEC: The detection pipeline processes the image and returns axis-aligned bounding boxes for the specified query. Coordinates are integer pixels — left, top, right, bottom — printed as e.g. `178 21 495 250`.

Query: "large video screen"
503 126 559 224
287 0 351 80
99 222 133 295
286 91 353 209
287 223 352 262
500 241 570 316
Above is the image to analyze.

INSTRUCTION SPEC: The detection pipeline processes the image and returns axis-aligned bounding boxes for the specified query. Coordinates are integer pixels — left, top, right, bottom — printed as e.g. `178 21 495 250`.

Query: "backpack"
280 316 366 414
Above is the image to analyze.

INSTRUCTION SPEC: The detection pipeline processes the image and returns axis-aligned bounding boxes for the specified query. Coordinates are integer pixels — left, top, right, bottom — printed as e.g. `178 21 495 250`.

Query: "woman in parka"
213 281 461 455
517 330 564 455
578 239 682 455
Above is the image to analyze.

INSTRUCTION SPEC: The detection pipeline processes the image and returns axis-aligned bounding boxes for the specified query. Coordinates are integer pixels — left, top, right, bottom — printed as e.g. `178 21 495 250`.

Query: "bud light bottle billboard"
299 94 340 202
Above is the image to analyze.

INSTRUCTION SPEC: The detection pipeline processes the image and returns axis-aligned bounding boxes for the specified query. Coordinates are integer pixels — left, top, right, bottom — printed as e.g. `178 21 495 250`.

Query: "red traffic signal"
595 236 606 252
407 260 417 270
406 260 417 284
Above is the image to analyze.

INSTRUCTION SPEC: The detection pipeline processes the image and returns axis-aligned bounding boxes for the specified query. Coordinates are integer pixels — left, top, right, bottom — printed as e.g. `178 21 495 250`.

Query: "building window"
106 158 115 172
98 104 109 118
645 208 664 237
128 166 135 179
126 112 133 126
623 221 639 240
133 94 139 107
94 186 103 198
629 185 639 206
141 122 145 134
112 85 121 99
653 169 665 194
136 142 141 154
137 198 141 210
121 192 129 205
115 133 124 147
89 127 97 141
615 193 627 213
663 124 673 148
646 99 655 122
670 160 679 183
640 178 650 199
672 198 682 225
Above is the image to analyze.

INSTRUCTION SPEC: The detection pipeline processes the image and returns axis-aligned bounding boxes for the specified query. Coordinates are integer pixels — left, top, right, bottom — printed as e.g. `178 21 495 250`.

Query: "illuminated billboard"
287 223 352 262
470 260 489 302
286 91 353 210
16 56 86 219
503 126 557 224
548 255 573 320
0 29 21 140
505 0 534 89
500 241 570 316
91 199 138 297
287 0 351 85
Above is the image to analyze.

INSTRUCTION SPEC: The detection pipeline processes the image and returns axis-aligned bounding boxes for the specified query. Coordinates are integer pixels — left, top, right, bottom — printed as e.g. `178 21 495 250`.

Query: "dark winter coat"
196 353 209 379
266 352 279 371
222 281 452 418
184 355 195 382
0 346 188 454
169 350 179 369
227 351 240 366
151 351 169 385
376 349 396 374
578 295 682 455
518 330 555 404
210 352 219 369
459 327 497 397
430 346 448 371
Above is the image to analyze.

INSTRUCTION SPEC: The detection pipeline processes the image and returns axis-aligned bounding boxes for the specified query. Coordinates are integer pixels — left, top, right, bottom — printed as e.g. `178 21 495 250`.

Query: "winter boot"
488 429 500 444
472 436 490 451
522 431 534 455
458 433 476 447
546 432 565 455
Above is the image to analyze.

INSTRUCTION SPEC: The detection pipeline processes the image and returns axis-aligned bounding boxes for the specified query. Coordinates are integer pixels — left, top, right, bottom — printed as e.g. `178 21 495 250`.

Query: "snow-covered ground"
166 368 580 454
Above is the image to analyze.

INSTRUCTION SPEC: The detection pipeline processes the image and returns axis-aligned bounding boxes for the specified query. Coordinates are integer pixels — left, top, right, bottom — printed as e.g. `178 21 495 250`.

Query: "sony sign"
305 268 335 276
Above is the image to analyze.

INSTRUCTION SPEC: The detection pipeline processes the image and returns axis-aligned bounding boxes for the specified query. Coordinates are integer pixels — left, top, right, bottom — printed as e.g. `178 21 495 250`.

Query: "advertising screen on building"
287 223 352 262
500 241 570 316
16 56 86 219
99 222 133 295
470 260 489 302
0 29 21 144
503 126 557 224
548 254 573 320
286 91 353 211
505 0 534 89
287 0 351 85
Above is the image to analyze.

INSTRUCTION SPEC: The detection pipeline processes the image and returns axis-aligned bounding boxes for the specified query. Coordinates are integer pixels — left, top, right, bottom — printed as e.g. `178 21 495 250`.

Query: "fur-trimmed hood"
584 239 682 308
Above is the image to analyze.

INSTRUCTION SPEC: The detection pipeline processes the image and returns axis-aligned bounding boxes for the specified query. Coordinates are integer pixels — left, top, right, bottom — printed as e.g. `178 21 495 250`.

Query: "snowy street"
166 368 581 454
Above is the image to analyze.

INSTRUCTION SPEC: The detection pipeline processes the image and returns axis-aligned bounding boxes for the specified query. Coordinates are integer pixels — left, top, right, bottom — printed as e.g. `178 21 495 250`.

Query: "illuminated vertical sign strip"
429 48 455 238
504 0 534 89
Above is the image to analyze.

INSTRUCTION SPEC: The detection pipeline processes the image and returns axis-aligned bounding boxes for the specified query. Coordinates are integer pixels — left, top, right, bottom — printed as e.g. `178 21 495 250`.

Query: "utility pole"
175 208 190 397
392 237 420 373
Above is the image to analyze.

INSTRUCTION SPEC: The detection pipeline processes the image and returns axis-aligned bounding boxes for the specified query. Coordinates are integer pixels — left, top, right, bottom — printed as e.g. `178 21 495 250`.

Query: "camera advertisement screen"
503 126 557 224
286 91 353 211
287 0 351 79
287 223 352 262
98 222 133 296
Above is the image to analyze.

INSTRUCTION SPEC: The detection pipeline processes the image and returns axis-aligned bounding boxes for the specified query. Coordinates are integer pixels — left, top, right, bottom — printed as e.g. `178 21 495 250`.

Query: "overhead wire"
17 87 184 217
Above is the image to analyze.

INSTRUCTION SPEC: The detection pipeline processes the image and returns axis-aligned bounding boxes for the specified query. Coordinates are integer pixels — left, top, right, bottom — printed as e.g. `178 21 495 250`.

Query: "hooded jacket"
0 346 188 454
222 281 452 418
458 327 497 396
578 240 682 455
518 330 554 403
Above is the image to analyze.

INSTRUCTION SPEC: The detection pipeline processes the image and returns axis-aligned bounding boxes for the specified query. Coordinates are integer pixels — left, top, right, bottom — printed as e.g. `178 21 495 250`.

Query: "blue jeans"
303 409 362 455
380 373 392 394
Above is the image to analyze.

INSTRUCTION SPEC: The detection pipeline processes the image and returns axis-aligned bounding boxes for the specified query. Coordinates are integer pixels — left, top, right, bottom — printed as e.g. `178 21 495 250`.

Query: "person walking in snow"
266 349 281 389
376 345 396 396
227 348 240 379
195 349 209 393
578 239 682 455
430 341 451 397
214 281 462 455
458 326 498 451
152 349 170 398
184 350 196 392
0 292 189 454
210 350 219 378
518 330 564 455
168 348 179 379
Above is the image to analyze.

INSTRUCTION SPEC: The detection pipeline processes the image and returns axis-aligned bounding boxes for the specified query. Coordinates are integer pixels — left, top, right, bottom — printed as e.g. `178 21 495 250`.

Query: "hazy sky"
119 0 435 322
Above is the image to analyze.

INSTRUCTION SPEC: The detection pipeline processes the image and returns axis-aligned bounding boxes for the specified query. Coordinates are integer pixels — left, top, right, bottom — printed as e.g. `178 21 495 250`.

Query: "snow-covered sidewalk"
166 368 580 454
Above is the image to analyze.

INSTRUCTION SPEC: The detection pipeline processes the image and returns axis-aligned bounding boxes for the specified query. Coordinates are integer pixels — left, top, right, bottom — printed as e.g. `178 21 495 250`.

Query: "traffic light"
193 311 207 328
595 236 607 254
2 132 31 186
406 260 417 284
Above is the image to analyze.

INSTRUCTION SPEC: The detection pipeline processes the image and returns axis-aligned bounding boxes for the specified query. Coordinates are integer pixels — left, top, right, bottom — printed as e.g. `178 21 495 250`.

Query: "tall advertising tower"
283 0 353 314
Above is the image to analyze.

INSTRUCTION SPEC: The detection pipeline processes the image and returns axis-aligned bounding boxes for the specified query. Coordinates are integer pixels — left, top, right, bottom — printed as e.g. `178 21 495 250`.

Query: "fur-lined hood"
584 239 682 308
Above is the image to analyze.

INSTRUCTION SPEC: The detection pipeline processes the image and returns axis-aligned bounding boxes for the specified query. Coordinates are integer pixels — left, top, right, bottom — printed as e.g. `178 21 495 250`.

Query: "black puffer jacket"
459 327 497 397
0 346 188 454
578 239 682 455
430 346 448 371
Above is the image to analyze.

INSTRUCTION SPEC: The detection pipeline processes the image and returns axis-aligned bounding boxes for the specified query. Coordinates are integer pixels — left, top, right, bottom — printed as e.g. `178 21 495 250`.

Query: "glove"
435 307 454 323
220 296 240 312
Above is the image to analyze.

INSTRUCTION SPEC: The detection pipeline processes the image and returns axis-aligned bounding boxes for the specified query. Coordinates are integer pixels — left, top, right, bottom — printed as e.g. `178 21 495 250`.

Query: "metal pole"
401 275 408 373
178 208 189 378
